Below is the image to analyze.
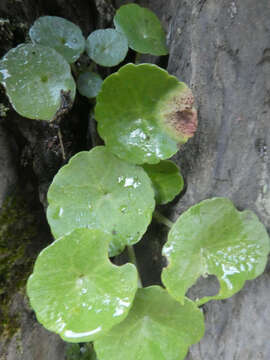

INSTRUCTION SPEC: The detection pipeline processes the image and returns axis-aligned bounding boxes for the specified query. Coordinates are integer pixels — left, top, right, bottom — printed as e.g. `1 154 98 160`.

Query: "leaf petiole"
153 211 174 228
127 245 143 288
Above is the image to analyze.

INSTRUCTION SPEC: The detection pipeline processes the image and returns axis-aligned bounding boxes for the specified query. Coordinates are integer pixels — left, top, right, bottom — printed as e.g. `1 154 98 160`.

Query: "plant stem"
135 52 141 64
127 246 142 288
57 128 66 160
153 211 174 228
70 63 78 78
88 61 96 72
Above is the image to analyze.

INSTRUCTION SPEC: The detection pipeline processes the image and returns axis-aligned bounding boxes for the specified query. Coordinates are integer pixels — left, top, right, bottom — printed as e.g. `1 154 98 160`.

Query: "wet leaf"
143 160 184 204
0 44 76 121
27 228 138 343
95 63 197 164
162 198 270 305
94 286 204 360
77 71 103 99
114 4 168 55
86 29 128 67
47 146 155 256
29 16 85 63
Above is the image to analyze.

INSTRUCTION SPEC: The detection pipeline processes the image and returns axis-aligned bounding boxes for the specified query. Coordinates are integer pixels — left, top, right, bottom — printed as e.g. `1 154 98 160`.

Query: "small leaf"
0 44 76 121
27 228 138 343
29 16 85 63
77 71 103 99
95 63 197 164
114 4 168 56
94 286 205 360
143 160 184 204
86 29 128 67
47 146 155 256
162 198 270 305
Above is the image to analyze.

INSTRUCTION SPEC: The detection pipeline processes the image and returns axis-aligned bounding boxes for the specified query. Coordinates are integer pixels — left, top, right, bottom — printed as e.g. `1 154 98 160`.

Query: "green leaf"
86 29 128 67
29 16 85 63
77 71 103 99
27 228 138 343
161 198 270 305
47 146 155 256
94 286 205 360
114 4 168 56
143 160 184 204
0 44 76 121
95 63 197 164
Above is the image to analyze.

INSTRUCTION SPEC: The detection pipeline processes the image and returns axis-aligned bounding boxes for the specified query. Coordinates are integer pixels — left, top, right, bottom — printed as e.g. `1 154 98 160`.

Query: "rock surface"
144 0 270 359
0 126 17 207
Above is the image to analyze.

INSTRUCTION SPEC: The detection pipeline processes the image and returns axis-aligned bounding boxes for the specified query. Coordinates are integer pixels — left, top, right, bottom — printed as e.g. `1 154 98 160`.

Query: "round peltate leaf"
27 228 138 343
94 286 204 360
95 63 197 164
143 160 184 204
86 29 128 67
47 146 155 256
77 71 103 99
162 198 270 305
114 4 168 56
0 44 76 121
29 16 85 63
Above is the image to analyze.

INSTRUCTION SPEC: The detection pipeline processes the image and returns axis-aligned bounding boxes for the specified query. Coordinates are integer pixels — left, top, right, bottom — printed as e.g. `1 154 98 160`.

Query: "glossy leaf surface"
94 286 204 360
77 71 103 99
0 44 76 121
29 16 85 63
27 228 138 343
162 198 270 305
86 29 128 67
47 146 155 256
143 160 184 204
95 63 197 164
114 4 168 55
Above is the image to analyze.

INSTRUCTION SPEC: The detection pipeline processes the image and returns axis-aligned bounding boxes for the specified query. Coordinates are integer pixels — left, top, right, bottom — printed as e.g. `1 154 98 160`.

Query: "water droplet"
120 205 127 213
64 326 102 339
0 69 11 81
118 176 124 184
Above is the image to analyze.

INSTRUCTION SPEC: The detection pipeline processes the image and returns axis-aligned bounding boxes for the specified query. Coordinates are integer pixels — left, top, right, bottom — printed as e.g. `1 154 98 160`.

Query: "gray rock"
1 293 66 360
145 0 270 358
0 126 17 207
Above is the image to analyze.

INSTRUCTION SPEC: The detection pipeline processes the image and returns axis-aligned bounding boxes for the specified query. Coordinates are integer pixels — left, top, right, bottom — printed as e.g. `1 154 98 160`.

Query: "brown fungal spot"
168 108 198 138
171 92 194 110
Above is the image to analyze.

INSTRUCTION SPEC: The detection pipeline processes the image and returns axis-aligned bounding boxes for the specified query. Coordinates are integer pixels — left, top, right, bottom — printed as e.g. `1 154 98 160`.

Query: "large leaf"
94 286 204 360
162 198 270 305
0 44 76 121
143 160 184 204
86 29 128 67
47 146 155 256
27 228 138 343
114 4 168 56
29 16 85 63
95 63 197 164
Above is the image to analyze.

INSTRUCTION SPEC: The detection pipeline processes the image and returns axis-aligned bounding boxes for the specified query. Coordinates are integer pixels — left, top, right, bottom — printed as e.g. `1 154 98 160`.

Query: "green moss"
0 192 38 337
0 103 9 117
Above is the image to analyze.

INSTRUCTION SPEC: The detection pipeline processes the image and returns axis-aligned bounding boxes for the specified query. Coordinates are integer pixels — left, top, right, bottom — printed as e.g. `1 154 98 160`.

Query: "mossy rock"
0 192 40 337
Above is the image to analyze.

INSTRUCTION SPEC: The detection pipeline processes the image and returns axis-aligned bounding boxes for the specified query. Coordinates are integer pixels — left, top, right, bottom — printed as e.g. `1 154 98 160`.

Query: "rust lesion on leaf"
163 89 198 141
168 108 198 138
